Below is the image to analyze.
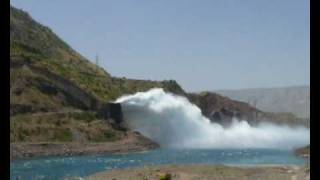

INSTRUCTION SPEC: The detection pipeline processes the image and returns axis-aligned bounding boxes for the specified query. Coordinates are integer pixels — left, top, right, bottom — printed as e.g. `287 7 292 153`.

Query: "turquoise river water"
11 148 306 180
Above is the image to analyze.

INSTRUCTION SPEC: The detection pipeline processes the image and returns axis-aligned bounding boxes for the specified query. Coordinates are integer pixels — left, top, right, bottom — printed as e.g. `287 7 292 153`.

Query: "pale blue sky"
11 0 310 91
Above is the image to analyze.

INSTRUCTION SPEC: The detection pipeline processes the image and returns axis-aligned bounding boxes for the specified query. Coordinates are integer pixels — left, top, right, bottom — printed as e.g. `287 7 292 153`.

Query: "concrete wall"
97 103 123 124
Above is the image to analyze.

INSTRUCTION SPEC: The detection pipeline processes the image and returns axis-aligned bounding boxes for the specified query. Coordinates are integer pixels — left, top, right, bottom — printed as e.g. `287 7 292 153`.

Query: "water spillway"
116 88 310 149
98 103 123 124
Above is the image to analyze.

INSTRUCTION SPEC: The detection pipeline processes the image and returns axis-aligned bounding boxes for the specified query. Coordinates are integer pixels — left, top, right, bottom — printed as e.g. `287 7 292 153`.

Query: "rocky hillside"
295 145 310 159
10 6 184 114
187 92 306 127
216 86 310 118
10 6 183 144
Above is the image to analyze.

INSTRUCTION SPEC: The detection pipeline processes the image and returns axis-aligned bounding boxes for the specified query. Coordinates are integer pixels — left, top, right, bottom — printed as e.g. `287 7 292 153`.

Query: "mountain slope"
10 6 183 146
216 86 310 118
10 6 184 115
187 91 306 127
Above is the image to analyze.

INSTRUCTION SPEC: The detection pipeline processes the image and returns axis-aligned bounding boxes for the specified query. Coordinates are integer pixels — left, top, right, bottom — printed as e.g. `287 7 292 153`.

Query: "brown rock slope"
187 92 306 127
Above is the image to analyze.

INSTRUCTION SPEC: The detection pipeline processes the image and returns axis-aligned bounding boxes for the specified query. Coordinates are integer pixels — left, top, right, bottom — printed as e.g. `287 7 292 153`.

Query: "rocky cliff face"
187 92 260 126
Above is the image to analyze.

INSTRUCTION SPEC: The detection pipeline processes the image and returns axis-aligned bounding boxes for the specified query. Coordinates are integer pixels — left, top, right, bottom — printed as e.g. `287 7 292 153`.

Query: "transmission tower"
95 54 99 67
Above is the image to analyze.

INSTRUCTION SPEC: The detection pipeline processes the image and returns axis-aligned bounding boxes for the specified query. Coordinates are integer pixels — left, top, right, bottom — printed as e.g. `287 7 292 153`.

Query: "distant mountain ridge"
216 86 310 118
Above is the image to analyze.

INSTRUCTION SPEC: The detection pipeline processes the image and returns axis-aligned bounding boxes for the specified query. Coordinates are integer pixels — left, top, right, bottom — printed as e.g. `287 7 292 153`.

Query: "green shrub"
52 128 72 142
159 173 171 180
89 130 116 142
70 112 97 122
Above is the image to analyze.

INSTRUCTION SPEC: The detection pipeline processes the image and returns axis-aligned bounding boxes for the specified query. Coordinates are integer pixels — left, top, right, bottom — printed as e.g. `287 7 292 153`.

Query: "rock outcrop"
187 92 306 127
187 92 260 126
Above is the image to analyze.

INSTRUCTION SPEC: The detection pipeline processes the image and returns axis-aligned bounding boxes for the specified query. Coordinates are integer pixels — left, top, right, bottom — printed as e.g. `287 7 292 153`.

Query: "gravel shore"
10 132 159 160
86 164 310 180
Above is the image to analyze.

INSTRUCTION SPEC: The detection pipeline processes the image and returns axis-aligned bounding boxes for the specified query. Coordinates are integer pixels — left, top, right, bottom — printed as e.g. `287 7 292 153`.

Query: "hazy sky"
11 0 310 91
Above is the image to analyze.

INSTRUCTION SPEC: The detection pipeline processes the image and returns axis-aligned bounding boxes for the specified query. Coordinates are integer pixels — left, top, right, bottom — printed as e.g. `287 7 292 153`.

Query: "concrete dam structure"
98 103 123 124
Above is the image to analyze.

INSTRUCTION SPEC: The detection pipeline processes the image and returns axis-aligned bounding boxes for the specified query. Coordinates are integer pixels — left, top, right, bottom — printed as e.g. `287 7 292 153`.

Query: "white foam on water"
116 88 310 149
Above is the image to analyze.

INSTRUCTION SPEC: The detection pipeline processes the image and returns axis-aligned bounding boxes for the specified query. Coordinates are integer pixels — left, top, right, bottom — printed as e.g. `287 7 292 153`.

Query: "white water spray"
116 88 309 149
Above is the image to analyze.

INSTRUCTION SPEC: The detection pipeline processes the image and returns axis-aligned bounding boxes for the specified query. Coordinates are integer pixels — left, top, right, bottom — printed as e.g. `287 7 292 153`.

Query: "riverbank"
86 164 310 180
295 145 310 159
10 132 159 160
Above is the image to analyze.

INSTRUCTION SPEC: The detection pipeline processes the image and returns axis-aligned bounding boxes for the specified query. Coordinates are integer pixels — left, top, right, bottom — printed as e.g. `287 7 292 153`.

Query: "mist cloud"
116 88 310 149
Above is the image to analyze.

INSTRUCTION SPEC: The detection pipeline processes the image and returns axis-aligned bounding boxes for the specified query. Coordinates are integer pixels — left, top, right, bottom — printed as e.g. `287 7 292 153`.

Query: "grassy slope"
10 6 184 103
10 111 123 142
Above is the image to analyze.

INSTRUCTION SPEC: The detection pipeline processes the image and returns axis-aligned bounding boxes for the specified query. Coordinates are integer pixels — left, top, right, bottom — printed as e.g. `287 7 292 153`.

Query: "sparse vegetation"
295 145 310 158
159 173 172 180
10 6 185 143
87 165 309 180
10 112 123 142
10 6 184 112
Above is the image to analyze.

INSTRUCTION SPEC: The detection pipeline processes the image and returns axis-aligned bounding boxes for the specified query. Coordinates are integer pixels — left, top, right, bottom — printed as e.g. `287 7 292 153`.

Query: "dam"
97 103 123 124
